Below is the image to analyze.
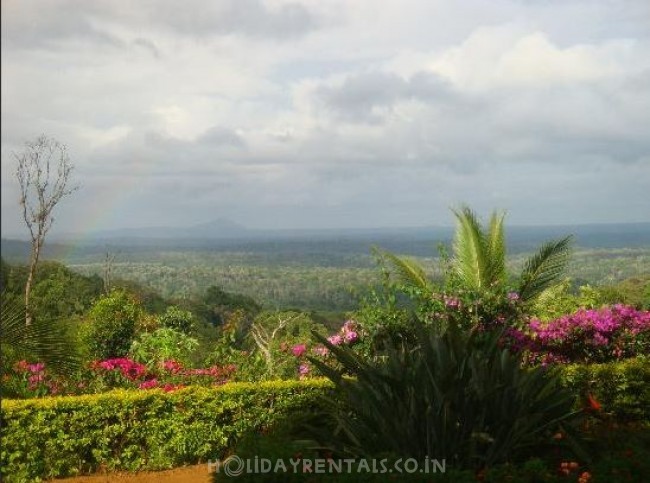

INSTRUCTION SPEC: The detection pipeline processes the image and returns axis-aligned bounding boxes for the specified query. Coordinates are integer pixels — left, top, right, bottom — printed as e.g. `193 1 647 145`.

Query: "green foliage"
0 296 79 395
517 237 573 303
0 380 332 482
309 324 581 469
129 328 199 367
451 206 504 291
84 290 142 360
559 357 650 421
158 305 195 334
531 279 608 321
0 259 102 325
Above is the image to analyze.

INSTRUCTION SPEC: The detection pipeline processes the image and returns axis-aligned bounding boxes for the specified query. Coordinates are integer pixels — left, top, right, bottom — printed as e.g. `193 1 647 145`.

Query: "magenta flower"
138 379 159 390
28 363 45 373
292 344 307 357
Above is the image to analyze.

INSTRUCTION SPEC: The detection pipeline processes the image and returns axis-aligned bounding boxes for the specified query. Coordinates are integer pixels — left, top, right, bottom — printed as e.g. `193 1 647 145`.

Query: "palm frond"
486 211 506 285
452 206 489 290
518 236 573 303
1 295 79 374
373 247 431 292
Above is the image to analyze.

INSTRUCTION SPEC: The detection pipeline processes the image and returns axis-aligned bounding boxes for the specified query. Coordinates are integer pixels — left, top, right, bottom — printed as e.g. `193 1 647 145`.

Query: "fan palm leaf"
1 295 79 376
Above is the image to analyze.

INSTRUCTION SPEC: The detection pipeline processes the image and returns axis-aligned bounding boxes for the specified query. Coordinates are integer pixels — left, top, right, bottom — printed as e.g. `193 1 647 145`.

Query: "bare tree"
102 249 118 294
14 135 79 325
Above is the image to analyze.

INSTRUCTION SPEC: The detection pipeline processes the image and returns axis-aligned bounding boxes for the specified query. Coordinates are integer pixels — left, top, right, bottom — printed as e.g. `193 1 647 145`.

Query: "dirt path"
48 465 212 483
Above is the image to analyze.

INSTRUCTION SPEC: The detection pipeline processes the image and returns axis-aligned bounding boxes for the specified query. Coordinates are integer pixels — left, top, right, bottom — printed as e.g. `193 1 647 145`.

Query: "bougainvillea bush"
506 304 650 364
7 357 236 398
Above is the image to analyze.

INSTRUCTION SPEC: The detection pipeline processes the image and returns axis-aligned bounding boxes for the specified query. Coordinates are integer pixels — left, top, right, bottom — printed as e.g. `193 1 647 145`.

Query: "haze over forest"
2 1 650 239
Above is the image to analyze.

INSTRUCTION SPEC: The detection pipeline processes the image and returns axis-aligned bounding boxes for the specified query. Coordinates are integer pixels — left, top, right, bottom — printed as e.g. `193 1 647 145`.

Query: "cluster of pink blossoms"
91 358 236 391
12 361 58 393
506 304 650 364
91 358 148 380
290 320 361 379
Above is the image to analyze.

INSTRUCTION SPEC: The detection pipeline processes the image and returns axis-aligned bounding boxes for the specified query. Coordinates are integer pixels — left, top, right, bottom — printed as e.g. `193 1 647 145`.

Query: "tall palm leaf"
486 211 506 286
452 206 491 290
0 295 79 377
517 236 573 303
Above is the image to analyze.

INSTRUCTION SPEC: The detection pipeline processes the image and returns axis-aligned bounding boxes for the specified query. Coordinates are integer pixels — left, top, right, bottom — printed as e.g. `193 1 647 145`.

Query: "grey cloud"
148 0 319 40
132 38 161 59
315 71 455 123
196 127 246 148
1 0 321 51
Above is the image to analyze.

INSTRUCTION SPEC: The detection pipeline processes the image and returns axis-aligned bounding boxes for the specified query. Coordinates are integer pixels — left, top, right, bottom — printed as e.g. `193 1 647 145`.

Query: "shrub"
84 290 142 359
0 380 332 482
129 327 199 367
158 305 195 335
558 357 650 421
507 305 650 364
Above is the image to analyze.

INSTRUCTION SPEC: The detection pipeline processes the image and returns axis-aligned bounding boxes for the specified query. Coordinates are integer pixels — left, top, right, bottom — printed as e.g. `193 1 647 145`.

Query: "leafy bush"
0 380 332 482
559 357 650 421
158 305 195 334
507 305 650 364
84 290 142 359
309 323 582 469
129 327 199 367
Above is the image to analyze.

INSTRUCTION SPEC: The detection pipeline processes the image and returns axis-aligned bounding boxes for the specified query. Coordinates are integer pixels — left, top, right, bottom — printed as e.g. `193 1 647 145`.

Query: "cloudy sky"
2 0 649 237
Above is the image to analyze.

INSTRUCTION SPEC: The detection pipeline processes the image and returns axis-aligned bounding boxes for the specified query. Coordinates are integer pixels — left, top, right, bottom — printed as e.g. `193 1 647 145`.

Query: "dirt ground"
48 465 213 483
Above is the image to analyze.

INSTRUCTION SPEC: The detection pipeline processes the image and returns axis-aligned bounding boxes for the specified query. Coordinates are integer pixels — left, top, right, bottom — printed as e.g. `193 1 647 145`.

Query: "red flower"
587 393 602 412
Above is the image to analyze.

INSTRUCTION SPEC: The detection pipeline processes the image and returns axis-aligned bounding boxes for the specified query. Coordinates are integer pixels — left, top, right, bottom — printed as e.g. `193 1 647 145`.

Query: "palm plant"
380 206 572 305
1 294 79 396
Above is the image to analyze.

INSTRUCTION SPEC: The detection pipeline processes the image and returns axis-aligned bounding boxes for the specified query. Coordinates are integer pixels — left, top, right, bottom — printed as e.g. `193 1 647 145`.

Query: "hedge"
559 356 650 421
0 379 333 483
2 358 648 482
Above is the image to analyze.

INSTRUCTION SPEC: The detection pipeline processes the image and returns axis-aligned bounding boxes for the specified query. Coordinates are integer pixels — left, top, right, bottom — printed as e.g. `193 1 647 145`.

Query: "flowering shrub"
9 361 61 398
290 320 361 378
6 358 237 398
507 305 650 364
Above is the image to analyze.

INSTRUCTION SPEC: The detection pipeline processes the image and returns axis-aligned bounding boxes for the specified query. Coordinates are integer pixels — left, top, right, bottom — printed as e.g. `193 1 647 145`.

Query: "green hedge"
559 357 650 421
0 379 333 483
2 359 648 482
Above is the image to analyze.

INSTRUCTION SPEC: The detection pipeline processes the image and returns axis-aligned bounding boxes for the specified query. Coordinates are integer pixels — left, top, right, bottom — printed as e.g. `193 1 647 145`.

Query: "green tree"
84 290 142 359
158 305 195 335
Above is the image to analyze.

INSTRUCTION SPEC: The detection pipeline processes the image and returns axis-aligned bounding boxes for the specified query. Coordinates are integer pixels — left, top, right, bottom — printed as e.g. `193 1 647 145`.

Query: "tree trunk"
25 241 41 326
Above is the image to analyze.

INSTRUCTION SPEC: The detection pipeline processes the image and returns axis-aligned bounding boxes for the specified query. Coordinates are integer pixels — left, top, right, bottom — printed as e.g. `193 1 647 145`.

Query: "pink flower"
138 379 159 390
298 364 310 379
292 344 307 357
507 292 520 302
444 296 461 309
327 334 343 346
28 363 45 373
312 345 329 357
344 331 358 344
161 360 183 373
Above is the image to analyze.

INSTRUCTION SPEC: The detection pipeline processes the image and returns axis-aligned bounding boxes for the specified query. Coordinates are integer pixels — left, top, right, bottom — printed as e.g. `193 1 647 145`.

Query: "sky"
2 0 650 238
